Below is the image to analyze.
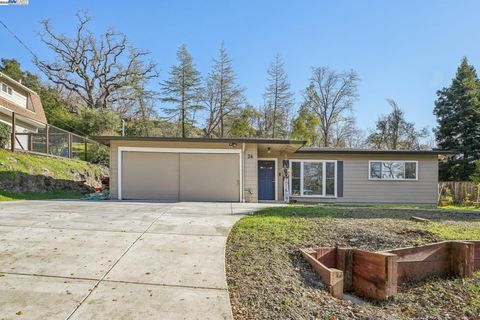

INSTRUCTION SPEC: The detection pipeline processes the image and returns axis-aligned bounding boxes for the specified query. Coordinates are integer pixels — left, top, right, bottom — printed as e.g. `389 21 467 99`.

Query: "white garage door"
121 151 240 202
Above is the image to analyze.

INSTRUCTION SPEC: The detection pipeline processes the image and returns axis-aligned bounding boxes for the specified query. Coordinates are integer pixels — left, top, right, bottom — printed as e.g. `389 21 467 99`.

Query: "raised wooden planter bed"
301 240 480 300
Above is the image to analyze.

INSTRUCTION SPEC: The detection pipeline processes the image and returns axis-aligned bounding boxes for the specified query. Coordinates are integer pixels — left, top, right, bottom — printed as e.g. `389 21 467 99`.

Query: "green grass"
0 148 105 181
227 205 480 319
291 202 435 209
426 221 480 240
0 190 84 201
292 202 480 211
437 205 480 211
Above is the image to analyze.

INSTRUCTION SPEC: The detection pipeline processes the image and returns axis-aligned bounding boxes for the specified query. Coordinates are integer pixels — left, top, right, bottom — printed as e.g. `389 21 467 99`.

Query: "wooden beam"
472 241 480 270
386 241 451 283
300 248 344 299
450 241 474 277
68 132 72 158
28 133 32 151
352 249 397 300
337 248 353 292
45 124 49 154
10 112 16 152
315 247 337 268
84 138 88 161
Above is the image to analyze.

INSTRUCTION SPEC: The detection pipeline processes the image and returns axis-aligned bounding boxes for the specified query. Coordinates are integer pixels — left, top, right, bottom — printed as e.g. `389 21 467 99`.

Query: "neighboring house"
0 72 47 150
95 137 451 205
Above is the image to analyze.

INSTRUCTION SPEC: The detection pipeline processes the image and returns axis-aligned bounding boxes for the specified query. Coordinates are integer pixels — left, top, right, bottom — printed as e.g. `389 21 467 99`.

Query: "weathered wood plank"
451 241 475 277
472 241 480 270
352 249 397 300
315 247 337 268
396 261 450 283
300 248 344 299
337 248 353 292
387 241 450 263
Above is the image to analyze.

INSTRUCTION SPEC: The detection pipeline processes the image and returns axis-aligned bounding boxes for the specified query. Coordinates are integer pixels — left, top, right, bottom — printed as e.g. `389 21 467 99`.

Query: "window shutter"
337 161 344 197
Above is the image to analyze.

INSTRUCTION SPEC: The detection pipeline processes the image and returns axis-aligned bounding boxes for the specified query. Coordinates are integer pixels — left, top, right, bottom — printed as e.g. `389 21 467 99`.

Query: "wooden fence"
439 181 479 204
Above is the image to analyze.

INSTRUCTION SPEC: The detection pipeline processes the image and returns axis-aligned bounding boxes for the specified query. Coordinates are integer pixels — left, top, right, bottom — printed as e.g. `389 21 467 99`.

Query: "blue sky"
1 0 479 133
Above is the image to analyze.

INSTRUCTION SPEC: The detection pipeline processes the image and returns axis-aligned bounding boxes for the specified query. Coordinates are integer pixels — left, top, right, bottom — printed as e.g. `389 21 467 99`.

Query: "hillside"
0 149 108 200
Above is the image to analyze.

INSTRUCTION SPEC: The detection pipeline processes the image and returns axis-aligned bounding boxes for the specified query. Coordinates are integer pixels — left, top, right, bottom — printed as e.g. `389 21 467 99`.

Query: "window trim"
1 82 13 95
368 160 418 181
290 159 337 198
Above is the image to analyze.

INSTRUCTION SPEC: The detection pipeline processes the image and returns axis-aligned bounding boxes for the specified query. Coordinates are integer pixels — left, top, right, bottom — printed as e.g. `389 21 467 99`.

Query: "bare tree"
367 99 428 150
308 67 359 147
35 12 157 110
330 115 365 148
202 42 245 137
261 54 294 138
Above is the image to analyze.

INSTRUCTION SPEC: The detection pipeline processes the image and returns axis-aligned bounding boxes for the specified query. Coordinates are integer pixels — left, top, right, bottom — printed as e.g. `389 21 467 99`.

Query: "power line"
0 19 93 137
0 19 39 60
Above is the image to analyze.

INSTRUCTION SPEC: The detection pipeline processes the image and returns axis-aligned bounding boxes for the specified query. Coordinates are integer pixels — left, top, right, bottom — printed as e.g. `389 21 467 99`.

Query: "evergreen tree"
229 106 260 138
203 42 245 137
291 84 320 146
161 44 202 138
0 58 41 91
434 57 480 180
261 54 294 138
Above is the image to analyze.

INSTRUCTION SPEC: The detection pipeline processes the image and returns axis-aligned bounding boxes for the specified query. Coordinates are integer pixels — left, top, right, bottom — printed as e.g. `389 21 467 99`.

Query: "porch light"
267 147 271 154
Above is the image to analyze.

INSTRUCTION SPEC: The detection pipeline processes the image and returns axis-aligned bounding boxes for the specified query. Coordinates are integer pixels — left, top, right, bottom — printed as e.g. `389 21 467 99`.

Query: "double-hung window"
290 160 337 197
369 160 417 180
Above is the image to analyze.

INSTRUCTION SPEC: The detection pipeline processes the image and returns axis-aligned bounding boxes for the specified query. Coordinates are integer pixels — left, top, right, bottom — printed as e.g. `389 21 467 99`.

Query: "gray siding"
289 153 438 204
109 140 257 202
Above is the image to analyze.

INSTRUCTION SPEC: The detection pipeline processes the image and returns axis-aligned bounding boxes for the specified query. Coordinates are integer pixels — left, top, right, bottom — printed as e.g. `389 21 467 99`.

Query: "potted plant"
439 188 453 206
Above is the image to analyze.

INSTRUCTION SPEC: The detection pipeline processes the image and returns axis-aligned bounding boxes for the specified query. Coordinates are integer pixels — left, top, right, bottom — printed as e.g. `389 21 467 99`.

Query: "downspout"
242 142 246 203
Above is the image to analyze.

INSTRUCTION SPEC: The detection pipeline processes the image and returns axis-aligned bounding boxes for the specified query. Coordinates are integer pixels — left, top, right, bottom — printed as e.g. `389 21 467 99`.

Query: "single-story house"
0 72 47 150
94 136 451 205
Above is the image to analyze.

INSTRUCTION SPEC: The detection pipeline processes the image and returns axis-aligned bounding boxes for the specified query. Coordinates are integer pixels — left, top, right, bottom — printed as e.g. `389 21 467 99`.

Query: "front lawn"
226 206 480 320
0 191 84 201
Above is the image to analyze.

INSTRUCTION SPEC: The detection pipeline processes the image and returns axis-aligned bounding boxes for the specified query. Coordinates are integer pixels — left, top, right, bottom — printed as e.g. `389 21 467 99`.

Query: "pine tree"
229 106 260 138
203 42 245 137
262 54 294 138
434 57 480 180
161 44 202 137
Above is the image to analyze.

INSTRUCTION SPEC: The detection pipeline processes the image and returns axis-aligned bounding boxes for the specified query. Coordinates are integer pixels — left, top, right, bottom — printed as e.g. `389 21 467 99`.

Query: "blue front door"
258 160 276 200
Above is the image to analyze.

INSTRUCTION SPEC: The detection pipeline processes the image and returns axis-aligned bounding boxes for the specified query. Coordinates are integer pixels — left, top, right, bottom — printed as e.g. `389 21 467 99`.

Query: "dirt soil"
225 206 480 320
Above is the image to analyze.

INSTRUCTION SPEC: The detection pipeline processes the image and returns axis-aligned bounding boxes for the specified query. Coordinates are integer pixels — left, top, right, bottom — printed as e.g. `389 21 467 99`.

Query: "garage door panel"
179 153 239 202
122 152 179 200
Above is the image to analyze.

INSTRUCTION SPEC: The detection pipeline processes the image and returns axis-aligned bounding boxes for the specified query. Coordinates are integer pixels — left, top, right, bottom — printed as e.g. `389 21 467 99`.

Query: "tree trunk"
272 78 278 138
181 69 186 138
219 73 224 137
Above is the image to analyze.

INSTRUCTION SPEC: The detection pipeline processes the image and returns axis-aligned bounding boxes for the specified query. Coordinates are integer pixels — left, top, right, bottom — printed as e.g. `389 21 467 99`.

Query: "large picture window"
369 160 417 180
290 160 337 197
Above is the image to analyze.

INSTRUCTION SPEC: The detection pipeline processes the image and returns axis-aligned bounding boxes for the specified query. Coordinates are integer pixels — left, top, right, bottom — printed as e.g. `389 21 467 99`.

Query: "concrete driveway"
0 200 277 320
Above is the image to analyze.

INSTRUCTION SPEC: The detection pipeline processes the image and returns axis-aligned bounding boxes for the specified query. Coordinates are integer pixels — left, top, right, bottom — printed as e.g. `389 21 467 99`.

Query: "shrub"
86 142 109 166
0 123 10 148
463 192 474 206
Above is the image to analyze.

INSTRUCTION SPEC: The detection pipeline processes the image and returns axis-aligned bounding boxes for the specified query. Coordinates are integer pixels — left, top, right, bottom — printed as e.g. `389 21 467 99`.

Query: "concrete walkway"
0 201 279 319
